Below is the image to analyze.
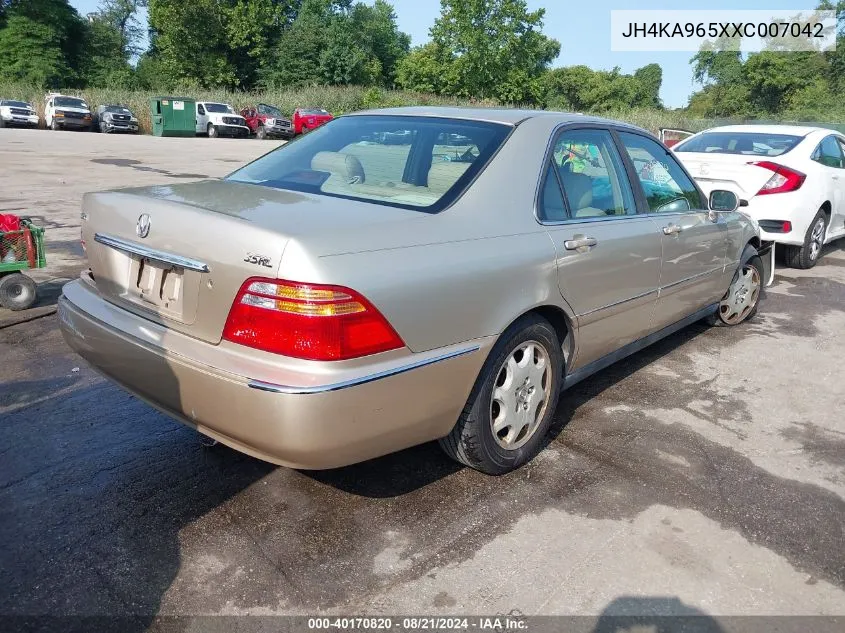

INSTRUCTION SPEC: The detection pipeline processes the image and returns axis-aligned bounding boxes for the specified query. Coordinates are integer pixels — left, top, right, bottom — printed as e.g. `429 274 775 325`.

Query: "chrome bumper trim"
94 233 210 273
248 345 481 395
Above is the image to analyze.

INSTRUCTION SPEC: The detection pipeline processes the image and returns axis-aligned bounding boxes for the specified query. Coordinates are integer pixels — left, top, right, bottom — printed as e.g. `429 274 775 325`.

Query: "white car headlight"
266 118 275 126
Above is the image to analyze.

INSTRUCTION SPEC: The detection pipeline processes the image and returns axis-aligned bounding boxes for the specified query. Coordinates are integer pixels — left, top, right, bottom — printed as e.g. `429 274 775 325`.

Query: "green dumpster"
150 96 197 137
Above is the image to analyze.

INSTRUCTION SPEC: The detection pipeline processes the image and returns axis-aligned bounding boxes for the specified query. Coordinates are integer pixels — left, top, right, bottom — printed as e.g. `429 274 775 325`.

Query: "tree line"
1 0 841 119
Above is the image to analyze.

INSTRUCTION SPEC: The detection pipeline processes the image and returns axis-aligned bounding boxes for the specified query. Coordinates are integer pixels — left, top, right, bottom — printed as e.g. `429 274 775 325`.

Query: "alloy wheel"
808 216 826 262
719 264 761 325
489 340 552 451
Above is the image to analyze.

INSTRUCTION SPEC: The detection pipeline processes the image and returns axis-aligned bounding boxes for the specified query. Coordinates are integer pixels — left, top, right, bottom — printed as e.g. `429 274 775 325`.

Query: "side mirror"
709 189 739 212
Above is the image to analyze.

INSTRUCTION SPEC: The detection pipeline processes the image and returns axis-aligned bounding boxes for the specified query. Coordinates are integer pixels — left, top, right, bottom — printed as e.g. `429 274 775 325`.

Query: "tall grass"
1 81 716 135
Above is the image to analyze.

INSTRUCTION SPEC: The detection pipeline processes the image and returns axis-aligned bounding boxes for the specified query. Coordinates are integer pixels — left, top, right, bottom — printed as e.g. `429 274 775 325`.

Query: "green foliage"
397 0 559 104
686 1 845 119
542 64 664 112
0 0 87 87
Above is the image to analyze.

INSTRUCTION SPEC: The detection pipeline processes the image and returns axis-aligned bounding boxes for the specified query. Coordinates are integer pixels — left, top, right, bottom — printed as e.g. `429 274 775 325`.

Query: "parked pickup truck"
292 107 333 135
94 104 139 134
0 100 39 128
240 103 294 140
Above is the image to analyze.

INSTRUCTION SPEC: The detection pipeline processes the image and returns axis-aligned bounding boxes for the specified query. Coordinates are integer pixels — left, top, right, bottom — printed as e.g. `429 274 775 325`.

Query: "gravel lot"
1 128 844 627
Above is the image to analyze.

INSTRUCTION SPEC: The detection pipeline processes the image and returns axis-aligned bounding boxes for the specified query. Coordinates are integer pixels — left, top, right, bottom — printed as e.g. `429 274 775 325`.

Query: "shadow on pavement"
591 596 724 633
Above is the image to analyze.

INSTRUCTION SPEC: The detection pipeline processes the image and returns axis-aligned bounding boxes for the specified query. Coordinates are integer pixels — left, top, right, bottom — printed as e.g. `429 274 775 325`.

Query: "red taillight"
749 161 806 195
782 221 792 232
222 278 404 361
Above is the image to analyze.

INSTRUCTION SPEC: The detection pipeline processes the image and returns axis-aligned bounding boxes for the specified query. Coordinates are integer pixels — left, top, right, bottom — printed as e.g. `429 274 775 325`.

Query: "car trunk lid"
81 179 425 345
674 152 780 199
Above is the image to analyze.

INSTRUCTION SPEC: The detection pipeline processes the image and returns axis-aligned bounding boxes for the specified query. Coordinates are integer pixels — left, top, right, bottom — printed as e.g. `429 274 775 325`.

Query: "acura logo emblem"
136 214 151 238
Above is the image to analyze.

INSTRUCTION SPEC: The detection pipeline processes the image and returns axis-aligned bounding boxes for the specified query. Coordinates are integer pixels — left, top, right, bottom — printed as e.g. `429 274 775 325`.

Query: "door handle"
662 224 682 235
563 236 598 250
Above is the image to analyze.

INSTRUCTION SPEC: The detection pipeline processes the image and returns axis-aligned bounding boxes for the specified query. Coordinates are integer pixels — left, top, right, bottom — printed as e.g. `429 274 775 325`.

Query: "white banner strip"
610 10 837 52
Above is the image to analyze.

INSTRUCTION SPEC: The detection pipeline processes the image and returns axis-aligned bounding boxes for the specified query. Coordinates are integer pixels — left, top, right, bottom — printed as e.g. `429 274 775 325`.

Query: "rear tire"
0 273 37 311
439 314 563 475
783 210 827 269
208 123 218 138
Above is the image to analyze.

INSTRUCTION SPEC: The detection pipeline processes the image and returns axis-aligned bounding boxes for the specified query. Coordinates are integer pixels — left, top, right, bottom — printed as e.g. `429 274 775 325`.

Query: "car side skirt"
562 303 718 391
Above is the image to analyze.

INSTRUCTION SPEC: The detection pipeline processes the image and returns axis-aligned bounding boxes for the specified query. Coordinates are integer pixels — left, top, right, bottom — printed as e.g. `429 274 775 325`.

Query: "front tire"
439 314 562 475
0 273 37 311
708 249 763 326
783 210 827 269
207 123 218 138
256 125 267 140
50 119 59 131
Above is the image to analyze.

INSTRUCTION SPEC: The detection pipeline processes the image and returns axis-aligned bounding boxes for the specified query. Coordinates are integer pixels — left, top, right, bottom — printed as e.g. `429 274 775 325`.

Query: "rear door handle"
662 224 682 235
563 236 598 250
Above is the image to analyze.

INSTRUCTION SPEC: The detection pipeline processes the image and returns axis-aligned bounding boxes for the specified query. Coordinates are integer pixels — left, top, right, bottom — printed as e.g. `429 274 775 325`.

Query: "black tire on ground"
439 314 563 475
208 123 218 138
783 209 828 269
0 117 5 128
256 125 267 140
100 122 108 134
50 119 59 131
0 273 37 311
301 125 309 134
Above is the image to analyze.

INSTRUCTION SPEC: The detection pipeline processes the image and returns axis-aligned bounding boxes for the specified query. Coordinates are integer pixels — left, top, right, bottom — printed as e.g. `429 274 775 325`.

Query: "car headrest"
427 161 471 195
311 151 365 184
558 169 593 212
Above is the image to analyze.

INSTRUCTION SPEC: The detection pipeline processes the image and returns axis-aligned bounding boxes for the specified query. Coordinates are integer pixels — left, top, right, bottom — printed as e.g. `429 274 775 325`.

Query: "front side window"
550 129 634 218
227 115 510 212
812 136 844 169
618 131 705 213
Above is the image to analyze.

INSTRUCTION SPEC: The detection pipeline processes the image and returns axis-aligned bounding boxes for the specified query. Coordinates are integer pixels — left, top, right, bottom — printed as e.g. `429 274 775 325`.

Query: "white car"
195 102 249 138
44 93 92 131
0 99 39 128
673 125 845 268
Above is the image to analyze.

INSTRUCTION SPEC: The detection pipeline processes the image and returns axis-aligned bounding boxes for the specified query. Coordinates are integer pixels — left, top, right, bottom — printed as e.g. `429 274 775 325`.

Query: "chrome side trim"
578 288 658 318
248 345 481 395
660 266 723 292
94 233 211 273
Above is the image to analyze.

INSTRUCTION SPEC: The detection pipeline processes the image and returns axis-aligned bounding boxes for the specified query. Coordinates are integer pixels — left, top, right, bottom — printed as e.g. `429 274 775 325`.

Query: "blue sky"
69 0 821 108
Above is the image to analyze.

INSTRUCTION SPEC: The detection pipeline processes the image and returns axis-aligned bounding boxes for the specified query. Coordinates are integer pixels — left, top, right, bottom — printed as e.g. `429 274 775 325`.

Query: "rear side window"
675 132 802 157
549 129 635 219
539 162 568 222
227 115 511 212
812 136 845 168
618 131 705 213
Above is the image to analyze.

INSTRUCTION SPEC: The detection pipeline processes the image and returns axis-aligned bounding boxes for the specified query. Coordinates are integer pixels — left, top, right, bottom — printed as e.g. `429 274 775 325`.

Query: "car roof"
699 124 829 137
346 106 650 132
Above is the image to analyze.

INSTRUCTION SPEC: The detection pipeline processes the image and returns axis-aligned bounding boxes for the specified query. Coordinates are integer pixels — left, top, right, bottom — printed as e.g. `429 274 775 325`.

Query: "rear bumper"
58 279 488 469
742 194 813 246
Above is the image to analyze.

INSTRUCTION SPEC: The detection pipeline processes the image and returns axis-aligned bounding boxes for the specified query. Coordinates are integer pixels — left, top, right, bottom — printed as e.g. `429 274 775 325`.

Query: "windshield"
675 132 802 157
104 106 132 114
300 109 329 115
258 104 283 117
227 115 511 212
3 101 30 108
205 103 234 113
55 97 87 109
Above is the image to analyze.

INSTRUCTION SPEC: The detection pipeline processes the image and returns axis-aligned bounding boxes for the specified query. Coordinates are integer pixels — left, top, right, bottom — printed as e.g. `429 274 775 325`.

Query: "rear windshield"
55 97 87 109
674 132 802 157
226 115 511 212
3 100 30 108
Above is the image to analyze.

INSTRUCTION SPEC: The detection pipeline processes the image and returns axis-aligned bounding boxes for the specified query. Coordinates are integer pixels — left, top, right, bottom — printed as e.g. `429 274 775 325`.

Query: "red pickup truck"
240 104 294 140
292 108 333 135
